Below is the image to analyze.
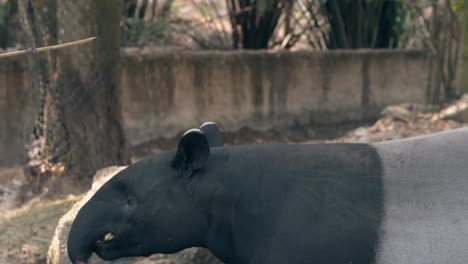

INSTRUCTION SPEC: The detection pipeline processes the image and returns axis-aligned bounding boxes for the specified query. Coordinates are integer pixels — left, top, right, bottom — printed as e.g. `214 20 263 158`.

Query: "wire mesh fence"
12 0 127 198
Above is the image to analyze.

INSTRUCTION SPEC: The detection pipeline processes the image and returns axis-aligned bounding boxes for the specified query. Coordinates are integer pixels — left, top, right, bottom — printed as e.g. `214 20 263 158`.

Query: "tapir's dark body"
186 143 383 264
68 125 468 264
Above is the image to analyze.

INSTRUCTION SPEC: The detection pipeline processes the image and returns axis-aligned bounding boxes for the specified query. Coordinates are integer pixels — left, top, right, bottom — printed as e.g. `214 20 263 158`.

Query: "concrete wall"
120 49 429 146
0 49 429 165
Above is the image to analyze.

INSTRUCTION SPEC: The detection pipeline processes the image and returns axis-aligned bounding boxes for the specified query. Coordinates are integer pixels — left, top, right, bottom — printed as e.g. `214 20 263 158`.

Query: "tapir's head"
67 124 223 264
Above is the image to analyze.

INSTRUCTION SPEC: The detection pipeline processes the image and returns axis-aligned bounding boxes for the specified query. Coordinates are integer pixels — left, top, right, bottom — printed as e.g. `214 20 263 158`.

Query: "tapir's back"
209 141 386 263
372 127 468 264
208 127 468 264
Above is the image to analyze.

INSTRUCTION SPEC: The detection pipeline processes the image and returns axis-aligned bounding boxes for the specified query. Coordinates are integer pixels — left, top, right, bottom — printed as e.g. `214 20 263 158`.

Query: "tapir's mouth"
75 257 89 264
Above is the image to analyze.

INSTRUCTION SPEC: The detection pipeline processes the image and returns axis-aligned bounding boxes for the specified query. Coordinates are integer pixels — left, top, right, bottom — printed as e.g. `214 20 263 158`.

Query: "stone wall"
120 49 429 146
0 49 429 165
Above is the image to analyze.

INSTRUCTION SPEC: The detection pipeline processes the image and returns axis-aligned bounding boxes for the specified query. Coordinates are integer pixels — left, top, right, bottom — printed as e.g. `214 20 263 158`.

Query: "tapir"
67 123 468 264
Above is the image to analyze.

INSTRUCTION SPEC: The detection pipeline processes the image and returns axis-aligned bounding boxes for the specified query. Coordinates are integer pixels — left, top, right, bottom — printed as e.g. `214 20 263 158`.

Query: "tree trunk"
19 0 128 200
55 0 128 180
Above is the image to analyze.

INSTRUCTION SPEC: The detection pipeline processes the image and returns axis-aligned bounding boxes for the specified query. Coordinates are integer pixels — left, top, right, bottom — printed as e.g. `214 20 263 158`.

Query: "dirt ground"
0 102 465 264
0 194 80 264
0 165 84 263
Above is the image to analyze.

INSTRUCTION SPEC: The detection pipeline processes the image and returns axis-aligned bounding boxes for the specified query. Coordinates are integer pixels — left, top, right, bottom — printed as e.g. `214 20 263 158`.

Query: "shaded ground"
130 122 368 162
0 102 466 264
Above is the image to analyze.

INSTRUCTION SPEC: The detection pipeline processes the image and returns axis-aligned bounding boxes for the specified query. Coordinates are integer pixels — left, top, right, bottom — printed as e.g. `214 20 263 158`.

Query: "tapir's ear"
172 129 210 173
200 122 224 147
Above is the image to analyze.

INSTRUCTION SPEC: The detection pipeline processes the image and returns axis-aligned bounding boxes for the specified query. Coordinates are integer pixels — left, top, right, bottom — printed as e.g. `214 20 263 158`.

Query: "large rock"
47 166 223 264
439 93 468 123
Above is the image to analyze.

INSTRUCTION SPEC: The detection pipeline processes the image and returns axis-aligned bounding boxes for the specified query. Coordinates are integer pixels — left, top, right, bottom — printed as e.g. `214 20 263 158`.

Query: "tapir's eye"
125 198 134 206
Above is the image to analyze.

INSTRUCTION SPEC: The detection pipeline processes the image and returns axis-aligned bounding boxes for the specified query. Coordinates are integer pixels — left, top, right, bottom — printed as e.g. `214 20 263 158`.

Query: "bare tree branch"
0 36 96 59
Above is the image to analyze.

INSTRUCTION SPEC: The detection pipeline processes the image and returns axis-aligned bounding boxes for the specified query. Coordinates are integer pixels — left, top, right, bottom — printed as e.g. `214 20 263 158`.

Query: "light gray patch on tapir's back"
373 127 468 264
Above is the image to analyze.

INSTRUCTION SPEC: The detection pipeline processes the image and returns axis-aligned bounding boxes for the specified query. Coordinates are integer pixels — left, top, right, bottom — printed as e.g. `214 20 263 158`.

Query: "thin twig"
0 36 97 59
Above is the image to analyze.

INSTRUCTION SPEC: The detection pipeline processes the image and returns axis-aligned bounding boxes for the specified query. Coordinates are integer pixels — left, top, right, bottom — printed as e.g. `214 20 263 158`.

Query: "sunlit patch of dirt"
0 166 24 211
326 103 464 144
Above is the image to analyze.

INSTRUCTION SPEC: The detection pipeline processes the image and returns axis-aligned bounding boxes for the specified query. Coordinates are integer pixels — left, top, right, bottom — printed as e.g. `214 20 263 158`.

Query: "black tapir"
67 123 468 264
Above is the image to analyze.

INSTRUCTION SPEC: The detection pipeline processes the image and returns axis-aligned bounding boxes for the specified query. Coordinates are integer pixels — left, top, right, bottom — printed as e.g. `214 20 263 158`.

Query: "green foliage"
0 2 7 48
0 4 6 27
227 0 291 49
122 18 172 47
121 0 175 47
450 0 465 13
257 0 278 15
195 2 209 17
323 0 408 49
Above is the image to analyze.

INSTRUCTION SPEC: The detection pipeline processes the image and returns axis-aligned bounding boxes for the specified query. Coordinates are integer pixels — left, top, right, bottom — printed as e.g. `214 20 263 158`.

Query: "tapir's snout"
67 202 98 264
67 230 92 264
68 218 118 264
75 258 89 264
